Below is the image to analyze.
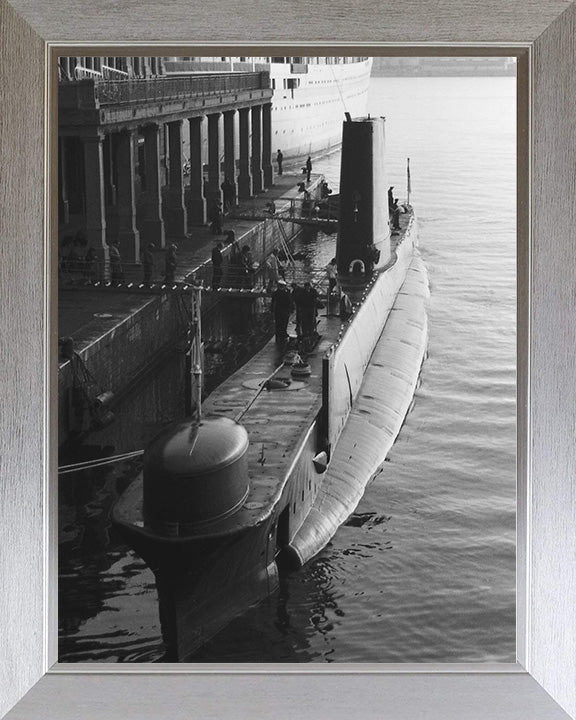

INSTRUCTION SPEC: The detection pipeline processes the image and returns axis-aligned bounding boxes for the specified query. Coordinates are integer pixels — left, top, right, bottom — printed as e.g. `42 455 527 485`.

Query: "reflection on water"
58 235 332 663
59 76 516 663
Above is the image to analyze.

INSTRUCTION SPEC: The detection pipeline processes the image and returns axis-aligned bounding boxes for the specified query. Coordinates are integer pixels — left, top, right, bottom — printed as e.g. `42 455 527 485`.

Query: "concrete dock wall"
57 190 320 447
58 292 184 445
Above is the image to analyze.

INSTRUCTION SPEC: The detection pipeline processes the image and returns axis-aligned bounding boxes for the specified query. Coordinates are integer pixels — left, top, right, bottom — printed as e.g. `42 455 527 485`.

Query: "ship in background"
163 56 373 159
60 54 373 163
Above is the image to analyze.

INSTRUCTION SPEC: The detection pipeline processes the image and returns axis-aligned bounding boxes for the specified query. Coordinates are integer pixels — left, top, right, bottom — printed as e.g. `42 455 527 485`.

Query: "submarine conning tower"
143 417 250 537
336 115 391 275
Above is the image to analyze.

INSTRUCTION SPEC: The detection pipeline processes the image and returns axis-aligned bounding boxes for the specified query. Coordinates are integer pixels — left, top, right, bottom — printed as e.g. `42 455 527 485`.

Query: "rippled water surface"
59 75 516 663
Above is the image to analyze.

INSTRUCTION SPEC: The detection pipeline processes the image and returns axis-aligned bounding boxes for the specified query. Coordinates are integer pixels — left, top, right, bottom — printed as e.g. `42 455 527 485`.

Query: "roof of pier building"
58 71 273 136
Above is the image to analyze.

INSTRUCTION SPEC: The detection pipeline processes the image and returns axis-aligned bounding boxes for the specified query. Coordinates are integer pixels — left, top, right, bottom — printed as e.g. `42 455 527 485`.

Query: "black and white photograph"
57 54 516 664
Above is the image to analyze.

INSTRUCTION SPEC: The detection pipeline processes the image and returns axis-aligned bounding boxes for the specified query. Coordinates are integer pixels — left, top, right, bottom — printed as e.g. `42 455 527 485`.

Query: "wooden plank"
0 1 46 716
4 672 572 720
530 6 576 716
5 0 573 44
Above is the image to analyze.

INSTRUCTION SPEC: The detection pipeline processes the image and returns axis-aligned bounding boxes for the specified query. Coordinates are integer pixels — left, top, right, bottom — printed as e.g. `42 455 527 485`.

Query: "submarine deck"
115 212 413 540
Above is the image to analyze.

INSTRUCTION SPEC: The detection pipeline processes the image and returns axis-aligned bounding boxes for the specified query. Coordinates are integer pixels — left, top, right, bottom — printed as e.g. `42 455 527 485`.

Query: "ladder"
276 218 296 267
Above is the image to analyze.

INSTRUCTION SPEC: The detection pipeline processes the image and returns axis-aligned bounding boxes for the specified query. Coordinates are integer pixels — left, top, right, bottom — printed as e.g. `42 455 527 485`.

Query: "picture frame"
1 1 575 717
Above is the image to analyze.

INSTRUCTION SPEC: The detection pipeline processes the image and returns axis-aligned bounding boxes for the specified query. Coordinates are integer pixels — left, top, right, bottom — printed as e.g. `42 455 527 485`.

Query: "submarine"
113 115 429 660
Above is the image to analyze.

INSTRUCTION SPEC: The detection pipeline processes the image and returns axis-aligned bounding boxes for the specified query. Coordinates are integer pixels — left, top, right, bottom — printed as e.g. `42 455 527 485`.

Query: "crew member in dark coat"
305 156 312 183
392 198 401 230
84 246 97 280
298 281 319 337
220 178 235 213
388 186 395 213
109 240 123 281
291 282 304 336
240 244 254 288
142 242 155 283
228 239 243 288
164 243 178 283
271 279 293 343
211 242 224 288
326 258 338 295
209 200 223 234
276 149 283 175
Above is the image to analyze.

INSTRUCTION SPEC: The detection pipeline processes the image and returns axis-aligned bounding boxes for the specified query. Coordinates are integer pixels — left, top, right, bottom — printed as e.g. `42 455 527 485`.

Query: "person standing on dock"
326 258 338 296
211 242 224 289
276 149 283 176
266 249 281 291
305 156 312 183
109 240 123 281
83 245 97 281
164 243 178 283
298 281 319 338
142 243 155 283
271 279 293 343
220 177 235 214
277 252 287 280
228 239 243 288
240 245 255 288
209 200 224 234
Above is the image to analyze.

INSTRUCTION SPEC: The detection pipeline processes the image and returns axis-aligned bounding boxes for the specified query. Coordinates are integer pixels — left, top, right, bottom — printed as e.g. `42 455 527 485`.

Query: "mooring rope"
58 448 144 475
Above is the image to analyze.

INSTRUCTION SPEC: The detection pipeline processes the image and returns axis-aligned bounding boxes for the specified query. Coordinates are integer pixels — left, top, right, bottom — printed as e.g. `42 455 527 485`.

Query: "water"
59 75 516 663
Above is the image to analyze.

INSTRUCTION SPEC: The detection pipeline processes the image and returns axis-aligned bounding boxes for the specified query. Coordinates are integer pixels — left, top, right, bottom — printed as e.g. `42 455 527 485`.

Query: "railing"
95 72 270 106
232 195 339 223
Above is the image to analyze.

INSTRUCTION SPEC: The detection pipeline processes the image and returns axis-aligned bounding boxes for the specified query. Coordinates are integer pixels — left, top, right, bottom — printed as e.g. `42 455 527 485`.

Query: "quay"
59 63 274 264
58 172 326 447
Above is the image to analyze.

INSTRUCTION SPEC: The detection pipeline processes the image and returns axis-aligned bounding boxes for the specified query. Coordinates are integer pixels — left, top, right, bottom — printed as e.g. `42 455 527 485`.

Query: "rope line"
58 448 144 475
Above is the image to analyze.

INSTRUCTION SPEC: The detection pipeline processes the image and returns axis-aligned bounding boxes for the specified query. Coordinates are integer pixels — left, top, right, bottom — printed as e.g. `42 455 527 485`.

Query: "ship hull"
164 57 373 162
115 506 278 661
269 59 373 159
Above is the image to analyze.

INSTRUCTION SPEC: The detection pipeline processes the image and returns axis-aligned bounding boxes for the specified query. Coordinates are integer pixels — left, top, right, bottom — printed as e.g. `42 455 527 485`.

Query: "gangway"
230 212 338 234
230 194 339 234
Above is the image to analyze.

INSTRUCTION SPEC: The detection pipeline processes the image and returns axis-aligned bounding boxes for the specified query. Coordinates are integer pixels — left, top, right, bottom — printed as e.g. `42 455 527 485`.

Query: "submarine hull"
113 116 429 660
115 507 277 661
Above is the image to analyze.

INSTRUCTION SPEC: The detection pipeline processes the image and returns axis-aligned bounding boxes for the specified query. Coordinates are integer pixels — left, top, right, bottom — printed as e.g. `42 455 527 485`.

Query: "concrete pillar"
81 134 109 275
237 107 252 199
115 128 140 263
186 116 206 225
206 112 222 208
251 104 263 194
142 123 165 247
262 102 273 188
103 133 118 244
58 136 69 225
104 134 117 206
223 110 237 207
166 120 187 239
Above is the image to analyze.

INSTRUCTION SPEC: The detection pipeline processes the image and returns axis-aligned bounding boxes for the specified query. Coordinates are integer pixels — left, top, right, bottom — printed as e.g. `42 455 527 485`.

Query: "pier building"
58 57 274 269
